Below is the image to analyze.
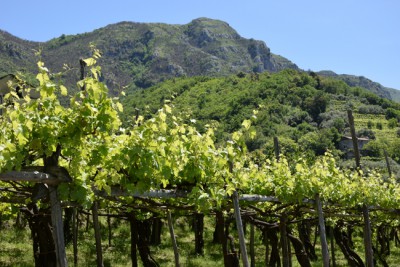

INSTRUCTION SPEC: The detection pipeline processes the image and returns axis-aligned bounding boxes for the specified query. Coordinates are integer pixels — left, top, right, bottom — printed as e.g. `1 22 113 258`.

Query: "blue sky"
1 0 399 89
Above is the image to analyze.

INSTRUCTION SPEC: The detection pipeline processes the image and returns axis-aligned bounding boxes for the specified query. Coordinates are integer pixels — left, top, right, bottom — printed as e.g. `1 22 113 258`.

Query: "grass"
2 214 400 266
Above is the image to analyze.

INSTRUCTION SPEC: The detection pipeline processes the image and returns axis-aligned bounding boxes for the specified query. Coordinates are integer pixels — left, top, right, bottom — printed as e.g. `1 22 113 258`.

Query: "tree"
303 91 328 123
388 118 398 129
363 140 385 157
385 108 400 120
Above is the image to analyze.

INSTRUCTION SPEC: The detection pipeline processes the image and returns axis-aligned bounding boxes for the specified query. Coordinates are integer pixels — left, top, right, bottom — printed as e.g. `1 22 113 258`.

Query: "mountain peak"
1 18 299 92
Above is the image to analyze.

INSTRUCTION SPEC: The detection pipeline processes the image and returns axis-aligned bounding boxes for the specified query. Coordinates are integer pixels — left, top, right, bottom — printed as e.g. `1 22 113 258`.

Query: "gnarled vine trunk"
333 224 364 267
193 213 204 255
137 219 160 267
23 204 57 267
216 211 239 267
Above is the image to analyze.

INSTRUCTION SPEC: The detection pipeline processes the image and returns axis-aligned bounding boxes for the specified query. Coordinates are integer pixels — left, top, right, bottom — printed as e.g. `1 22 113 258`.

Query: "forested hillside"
123 69 400 175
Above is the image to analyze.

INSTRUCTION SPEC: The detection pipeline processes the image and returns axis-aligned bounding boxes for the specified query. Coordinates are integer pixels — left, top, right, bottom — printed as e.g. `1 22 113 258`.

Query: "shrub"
357 128 376 139
358 104 384 115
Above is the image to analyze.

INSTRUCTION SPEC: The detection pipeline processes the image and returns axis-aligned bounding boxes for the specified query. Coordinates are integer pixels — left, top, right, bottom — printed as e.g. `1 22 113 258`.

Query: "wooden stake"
330 226 336 267
273 136 280 161
315 193 330 267
167 211 180 267
232 190 250 267
347 110 361 168
92 201 104 267
250 224 255 267
363 204 374 267
384 149 392 178
348 109 374 267
280 214 290 267
72 208 78 267
49 185 68 267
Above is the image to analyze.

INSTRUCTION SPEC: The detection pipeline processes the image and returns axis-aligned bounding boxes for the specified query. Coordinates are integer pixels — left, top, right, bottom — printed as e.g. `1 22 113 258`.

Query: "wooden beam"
0 166 72 185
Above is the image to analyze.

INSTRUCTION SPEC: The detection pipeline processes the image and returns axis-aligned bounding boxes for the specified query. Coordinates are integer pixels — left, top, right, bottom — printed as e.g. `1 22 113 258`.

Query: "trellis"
0 166 71 267
0 110 395 267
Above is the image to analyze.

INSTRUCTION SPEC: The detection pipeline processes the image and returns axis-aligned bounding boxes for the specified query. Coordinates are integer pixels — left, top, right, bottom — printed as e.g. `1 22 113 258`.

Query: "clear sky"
1 0 399 89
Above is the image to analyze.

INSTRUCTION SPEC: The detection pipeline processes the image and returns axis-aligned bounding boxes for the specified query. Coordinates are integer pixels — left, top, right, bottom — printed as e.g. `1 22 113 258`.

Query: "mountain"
317 70 400 102
0 18 298 95
0 17 398 101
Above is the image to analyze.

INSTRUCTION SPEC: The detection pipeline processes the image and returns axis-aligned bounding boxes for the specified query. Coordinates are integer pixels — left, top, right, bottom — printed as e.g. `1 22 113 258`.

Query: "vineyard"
2 51 400 267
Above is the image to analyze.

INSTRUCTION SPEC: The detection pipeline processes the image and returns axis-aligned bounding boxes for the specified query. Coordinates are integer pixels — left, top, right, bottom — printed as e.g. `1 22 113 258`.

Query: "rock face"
0 18 298 94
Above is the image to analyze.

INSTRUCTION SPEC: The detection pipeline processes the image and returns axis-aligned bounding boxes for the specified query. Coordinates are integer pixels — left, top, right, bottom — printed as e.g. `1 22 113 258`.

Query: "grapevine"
1 51 400 266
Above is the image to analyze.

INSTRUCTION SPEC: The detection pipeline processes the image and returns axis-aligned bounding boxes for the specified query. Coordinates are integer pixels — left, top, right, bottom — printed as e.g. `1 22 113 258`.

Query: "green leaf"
60 85 68 96
242 119 251 130
83 58 96 67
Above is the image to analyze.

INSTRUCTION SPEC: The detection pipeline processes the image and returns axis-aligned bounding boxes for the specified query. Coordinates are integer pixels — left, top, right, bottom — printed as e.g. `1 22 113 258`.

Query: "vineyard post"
273 136 280 161
250 223 255 267
274 137 291 267
49 185 68 267
347 109 374 267
347 110 361 168
280 214 290 267
232 190 250 267
167 210 180 267
79 58 86 91
72 208 78 267
330 227 336 267
92 201 104 267
107 210 112 247
384 149 392 178
315 193 329 267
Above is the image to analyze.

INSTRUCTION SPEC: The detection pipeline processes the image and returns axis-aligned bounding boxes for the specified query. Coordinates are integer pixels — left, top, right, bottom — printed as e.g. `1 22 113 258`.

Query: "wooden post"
280 214 290 267
49 185 68 267
79 58 86 91
363 204 374 267
250 224 255 267
167 211 180 267
92 201 104 267
232 190 250 267
315 193 330 267
107 211 112 247
348 109 374 267
347 110 361 168
72 208 78 267
384 149 392 178
330 226 336 267
273 136 280 161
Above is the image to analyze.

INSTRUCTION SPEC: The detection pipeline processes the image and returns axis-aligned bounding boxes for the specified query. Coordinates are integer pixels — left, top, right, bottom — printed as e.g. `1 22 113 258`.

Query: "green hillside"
122 69 400 173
